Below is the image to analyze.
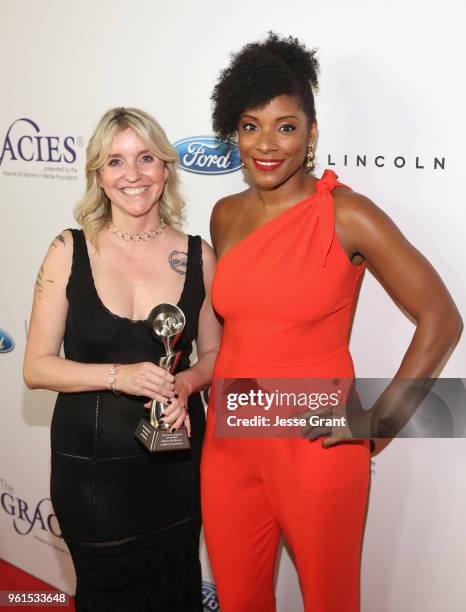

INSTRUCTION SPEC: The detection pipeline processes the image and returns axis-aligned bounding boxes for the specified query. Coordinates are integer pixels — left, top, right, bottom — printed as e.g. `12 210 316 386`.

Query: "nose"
254 129 279 154
124 161 142 183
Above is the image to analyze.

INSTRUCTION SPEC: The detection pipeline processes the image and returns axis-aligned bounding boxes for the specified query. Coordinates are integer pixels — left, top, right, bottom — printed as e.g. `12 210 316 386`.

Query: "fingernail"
170 427 176 434
174 393 179 399
167 400 172 405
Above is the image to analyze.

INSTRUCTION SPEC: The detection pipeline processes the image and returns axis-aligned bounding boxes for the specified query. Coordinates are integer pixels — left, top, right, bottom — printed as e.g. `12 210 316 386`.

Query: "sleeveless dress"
201 170 371 612
50 229 205 612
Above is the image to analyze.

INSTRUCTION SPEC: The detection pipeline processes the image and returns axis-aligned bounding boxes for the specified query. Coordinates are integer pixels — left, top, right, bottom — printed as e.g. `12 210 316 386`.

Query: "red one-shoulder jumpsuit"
201 170 371 611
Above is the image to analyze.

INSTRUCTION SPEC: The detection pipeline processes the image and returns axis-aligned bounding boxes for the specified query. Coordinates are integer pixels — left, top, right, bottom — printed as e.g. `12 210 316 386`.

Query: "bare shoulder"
43 229 73 269
332 187 392 231
211 190 248 225
210 190 249 249
166 226 191 251
332 186 413 261
50 228 74 248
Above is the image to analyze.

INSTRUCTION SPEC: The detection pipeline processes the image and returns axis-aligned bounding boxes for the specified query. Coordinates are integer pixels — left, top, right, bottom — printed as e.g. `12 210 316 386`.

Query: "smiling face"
237 94 316 191
97 127 168 219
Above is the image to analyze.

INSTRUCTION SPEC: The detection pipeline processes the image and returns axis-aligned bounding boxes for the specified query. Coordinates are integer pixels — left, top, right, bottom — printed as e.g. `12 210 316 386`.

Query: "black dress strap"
175 235 205 370
184 235 205 308
65 228 89 302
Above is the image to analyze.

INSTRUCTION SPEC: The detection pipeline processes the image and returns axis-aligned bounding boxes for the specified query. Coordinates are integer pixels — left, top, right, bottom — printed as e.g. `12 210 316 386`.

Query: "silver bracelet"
108 364 121 396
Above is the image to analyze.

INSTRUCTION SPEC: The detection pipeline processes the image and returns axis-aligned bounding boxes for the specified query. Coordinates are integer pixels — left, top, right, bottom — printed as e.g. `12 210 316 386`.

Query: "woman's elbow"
23 361 38 390
433 307 463 349
417 303 462 355
452 313 464 344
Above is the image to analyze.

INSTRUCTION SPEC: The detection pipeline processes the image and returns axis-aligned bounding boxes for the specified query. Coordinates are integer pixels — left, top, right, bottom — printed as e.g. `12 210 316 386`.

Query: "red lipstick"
252 158 284 172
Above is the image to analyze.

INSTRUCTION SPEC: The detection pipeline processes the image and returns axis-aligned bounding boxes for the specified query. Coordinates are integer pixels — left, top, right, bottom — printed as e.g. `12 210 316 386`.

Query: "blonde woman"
23 107 220 611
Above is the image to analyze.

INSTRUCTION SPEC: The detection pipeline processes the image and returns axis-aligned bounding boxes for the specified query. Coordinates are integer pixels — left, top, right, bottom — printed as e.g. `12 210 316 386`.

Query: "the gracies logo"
173 136 241 175
1 494 61 537
0 328 14 353
0 118 77 167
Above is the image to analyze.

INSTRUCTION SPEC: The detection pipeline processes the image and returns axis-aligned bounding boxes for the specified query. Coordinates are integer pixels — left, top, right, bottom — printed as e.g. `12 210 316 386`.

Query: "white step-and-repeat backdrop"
1 1 465 610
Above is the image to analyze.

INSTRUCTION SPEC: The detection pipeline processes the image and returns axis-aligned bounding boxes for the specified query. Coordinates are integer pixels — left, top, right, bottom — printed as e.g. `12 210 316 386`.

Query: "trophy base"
134 419 191 452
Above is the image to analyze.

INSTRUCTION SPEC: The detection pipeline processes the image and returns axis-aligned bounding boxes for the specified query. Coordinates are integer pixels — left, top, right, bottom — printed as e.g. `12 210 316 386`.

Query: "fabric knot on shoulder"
315 170 339 266
316 169 339 193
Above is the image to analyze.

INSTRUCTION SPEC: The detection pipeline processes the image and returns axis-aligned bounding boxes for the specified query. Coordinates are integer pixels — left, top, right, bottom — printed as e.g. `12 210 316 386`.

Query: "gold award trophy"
134 303 191 452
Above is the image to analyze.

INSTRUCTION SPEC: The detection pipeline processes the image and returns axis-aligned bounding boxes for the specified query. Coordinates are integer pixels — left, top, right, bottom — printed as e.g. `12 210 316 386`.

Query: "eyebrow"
240 114 299 121
107 150 152 158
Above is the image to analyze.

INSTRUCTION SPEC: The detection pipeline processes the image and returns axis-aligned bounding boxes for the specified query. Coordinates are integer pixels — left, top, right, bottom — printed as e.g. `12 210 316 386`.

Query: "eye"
107 158 121 167
140 154 154 163
278 124 296 133
240 122 257 132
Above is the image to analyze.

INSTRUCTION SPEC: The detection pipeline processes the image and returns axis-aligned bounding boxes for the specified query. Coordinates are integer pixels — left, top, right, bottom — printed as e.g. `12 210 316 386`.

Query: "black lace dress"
50 229 205 611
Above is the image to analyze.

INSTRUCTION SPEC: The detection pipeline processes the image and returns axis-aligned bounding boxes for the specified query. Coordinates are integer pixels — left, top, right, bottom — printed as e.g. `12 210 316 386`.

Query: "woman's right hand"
114 362 175 403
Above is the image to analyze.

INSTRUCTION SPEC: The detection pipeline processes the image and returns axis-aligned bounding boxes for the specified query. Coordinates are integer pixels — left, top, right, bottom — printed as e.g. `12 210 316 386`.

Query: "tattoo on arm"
34 264 54 298
35 232 64 297
168 250 188 275
51 233 66 248
35 264 45 296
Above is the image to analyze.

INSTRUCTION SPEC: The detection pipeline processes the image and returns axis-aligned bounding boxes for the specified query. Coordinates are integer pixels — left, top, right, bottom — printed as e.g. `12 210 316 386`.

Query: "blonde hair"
74 107 184 247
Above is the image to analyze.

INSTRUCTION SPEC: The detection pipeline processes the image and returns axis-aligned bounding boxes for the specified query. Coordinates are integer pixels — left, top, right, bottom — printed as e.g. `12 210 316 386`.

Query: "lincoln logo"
173 136 241 175
326 153 445 170
0 118 77 166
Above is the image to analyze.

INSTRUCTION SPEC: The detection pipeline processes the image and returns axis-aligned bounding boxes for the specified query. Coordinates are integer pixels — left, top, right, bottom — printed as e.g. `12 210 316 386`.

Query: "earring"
304 143 315 173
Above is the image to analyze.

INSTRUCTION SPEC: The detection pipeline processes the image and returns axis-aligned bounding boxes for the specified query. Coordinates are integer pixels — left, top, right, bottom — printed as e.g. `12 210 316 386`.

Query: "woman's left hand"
303 417 355 448
145 373 193 436
301 386 372 448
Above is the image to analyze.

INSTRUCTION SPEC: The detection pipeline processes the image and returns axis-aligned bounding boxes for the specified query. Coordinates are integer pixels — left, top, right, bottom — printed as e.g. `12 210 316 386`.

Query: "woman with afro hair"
200 33 462 611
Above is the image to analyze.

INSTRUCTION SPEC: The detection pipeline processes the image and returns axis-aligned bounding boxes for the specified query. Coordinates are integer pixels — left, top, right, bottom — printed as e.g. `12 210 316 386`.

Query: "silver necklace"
108 218 166 242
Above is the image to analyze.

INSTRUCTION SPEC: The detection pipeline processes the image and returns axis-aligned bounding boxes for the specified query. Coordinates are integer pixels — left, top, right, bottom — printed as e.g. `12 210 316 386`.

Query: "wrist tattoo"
168 250 188 275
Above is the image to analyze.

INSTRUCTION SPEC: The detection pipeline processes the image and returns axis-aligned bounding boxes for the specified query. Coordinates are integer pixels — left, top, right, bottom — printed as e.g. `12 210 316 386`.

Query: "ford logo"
0 328 14 353
202 581 219 610
173 136 241 175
